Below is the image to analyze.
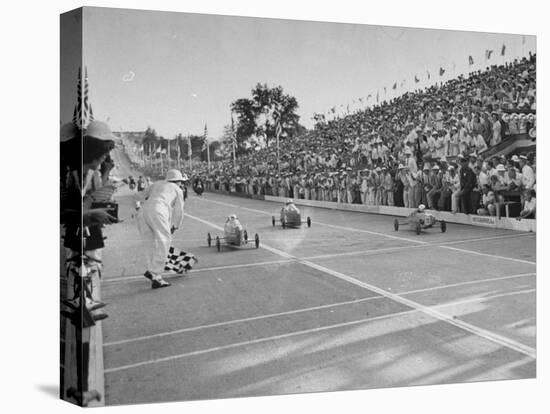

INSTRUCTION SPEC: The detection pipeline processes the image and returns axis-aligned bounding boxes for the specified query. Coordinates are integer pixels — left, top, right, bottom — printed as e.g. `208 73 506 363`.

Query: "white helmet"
229 214 238 220
286 199 294 205
166 169 185 182
85 120 115 141
418 204 426 212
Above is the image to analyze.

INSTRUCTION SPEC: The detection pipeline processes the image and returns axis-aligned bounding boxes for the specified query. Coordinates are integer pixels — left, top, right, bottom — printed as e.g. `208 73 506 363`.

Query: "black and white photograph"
53 1 542 411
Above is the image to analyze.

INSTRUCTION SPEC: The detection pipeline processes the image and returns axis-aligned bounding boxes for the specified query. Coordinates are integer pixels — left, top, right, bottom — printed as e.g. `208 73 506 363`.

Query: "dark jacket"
460 166 476 193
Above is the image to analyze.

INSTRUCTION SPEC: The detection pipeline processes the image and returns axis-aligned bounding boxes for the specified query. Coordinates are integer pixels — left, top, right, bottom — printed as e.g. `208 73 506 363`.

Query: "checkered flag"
164 246 198 273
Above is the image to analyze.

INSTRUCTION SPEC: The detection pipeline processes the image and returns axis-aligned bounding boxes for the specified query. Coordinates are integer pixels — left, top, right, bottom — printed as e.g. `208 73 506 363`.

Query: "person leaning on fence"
426 165 442 210
518 189 536 219
136 169 187 289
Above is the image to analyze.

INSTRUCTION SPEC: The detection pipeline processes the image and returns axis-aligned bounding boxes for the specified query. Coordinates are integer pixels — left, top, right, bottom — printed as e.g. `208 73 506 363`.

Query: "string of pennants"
322 42 519 120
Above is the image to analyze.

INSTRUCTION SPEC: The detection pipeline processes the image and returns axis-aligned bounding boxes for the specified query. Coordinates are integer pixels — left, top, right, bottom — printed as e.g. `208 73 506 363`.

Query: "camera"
91 201 119 221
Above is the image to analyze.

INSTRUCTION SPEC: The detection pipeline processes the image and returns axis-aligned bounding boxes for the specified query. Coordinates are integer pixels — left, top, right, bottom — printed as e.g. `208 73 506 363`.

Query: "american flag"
72 66 94 129
230 116 238 145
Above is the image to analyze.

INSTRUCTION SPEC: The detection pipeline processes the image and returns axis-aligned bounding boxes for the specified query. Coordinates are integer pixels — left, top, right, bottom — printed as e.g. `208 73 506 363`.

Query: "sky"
61 6 536 140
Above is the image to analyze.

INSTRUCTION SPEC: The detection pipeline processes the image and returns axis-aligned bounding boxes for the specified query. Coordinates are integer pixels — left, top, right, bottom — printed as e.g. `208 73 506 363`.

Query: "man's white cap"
418 204 426 211
166 169 186 182
496 164 506 172
511 155 520 162
286 199 294 204
85 120 115 141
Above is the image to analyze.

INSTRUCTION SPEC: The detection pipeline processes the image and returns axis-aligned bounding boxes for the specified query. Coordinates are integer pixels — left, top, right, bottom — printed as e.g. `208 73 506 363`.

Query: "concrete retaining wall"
263 195 536 233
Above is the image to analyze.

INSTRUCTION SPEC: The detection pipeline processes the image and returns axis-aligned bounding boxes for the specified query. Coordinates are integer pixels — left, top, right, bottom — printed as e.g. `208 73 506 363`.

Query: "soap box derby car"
272 199 311 228
207 215 260 251
393 205 447 235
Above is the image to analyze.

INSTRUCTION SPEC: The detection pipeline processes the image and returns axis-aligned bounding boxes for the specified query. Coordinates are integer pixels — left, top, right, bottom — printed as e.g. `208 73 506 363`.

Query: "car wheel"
415 222 421 235
307 217 311 227
394 219 399 231
282 220 286 229
207 232 211 247
440 220 447 233
216 236 221 252
243 230 248 243
272 216 276 226
255 234 260 248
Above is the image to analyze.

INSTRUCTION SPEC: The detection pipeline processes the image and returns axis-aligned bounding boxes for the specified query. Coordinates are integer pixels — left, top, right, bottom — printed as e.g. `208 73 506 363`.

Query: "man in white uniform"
137 169 186 288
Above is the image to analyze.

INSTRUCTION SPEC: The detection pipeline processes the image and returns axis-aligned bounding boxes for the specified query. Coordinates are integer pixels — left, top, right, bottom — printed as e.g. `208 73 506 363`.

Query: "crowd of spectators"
191 55 537 219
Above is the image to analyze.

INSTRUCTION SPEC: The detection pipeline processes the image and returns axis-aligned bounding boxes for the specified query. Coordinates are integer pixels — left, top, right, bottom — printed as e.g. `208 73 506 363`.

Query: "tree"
142 126 159 156
230 83 305 152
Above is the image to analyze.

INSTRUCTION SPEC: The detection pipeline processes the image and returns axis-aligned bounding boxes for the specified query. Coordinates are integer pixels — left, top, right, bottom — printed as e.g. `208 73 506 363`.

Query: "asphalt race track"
100 186 536 406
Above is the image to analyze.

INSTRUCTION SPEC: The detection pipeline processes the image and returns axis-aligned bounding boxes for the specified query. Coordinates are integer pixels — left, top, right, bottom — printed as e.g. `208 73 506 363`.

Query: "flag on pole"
485 49 494 60
230 116 238 146
414 75 420 83
376 91 379 103
73 66 95 129
469 55 474 65
439 67 445 76
522 36 526 45
187 136 192 157
426 70 431 80
202 123 208 151
501 44 506 56
392 83 397 90
366 94 372 100
383 87 387 95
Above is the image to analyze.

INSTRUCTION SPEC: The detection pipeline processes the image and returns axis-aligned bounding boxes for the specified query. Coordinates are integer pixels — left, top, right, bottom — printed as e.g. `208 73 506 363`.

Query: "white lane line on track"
305 244 426 260
103 308 417 373
400 273 536 296
442 233 535 245
102 259 293 284
103 295 385 347
104 287 535 373
440 246 536 266
103 272 535 348
183 212 537 359
304 234 536 261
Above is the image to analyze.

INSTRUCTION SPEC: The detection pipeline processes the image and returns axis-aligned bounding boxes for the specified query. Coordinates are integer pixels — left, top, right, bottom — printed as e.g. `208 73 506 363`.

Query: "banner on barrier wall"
471 216 497 226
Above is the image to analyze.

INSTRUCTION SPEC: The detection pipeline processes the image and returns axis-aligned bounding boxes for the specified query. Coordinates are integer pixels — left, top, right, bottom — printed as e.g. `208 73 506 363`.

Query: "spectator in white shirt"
519 155 535 190
491 112 502 146
519 189 536 219
477 187 497 216
505 167 522 191
471 133 488 153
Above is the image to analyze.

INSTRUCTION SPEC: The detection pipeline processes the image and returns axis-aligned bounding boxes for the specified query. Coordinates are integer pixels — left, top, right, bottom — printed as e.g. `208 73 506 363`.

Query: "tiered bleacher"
194 55 536 219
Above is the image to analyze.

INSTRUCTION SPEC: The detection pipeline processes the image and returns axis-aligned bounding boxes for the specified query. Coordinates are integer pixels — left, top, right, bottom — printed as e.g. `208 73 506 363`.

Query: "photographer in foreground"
61 120 120 321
